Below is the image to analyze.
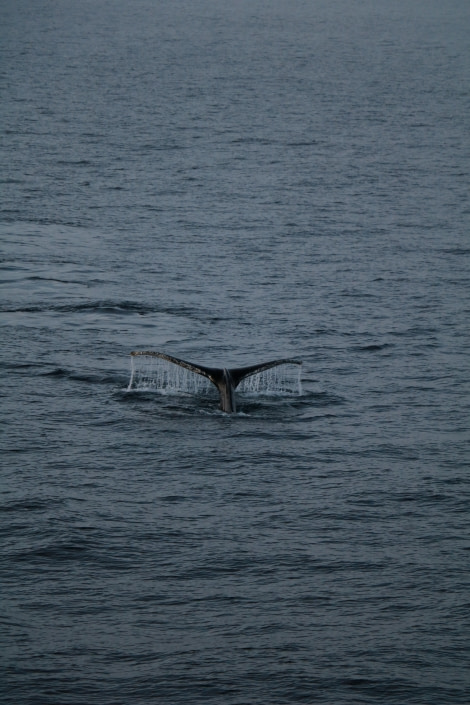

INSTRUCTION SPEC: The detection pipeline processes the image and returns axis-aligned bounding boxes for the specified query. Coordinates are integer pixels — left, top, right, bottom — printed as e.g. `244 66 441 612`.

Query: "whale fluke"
130 351 302 413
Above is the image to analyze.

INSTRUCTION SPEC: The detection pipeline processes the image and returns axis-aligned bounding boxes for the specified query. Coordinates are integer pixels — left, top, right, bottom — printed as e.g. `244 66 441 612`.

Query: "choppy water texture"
1 1 470 703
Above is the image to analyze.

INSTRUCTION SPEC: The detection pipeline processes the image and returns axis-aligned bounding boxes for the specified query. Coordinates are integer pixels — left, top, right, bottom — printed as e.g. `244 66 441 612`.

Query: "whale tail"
129 351 302 413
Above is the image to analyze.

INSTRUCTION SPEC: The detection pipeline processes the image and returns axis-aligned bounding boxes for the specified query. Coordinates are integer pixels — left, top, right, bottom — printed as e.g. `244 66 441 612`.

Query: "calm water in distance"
1 1 469 703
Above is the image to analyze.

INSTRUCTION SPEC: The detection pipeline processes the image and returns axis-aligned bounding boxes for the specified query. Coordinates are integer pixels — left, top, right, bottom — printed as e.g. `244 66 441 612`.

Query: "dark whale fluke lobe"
130 351 302 413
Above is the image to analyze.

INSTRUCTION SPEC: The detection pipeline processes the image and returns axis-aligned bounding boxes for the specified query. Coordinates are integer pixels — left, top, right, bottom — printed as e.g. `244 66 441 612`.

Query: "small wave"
2 362 122 386
0 215 92 228
0 300 152 314
0 299 199 317
231 136 275 145
0 360 42 371
287 140 318 147
440 247 470 256
353 343 394 352
42 368 124 386
27 275 83 284
41 367 69 377
0 497 64 513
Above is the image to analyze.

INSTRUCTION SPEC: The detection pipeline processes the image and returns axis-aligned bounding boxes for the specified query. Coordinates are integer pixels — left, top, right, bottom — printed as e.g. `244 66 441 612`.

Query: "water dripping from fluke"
127 351 302 414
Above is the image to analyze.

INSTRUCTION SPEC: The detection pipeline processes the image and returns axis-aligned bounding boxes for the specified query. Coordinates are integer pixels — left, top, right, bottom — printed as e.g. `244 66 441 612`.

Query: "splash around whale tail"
128 351 302 413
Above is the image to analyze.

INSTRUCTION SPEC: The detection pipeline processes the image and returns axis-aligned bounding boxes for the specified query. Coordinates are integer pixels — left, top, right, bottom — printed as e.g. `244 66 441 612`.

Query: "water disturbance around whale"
128 351 303 412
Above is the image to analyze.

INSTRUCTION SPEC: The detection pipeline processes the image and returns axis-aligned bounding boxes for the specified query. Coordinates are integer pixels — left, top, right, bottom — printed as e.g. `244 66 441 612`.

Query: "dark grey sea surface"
1 1 469 703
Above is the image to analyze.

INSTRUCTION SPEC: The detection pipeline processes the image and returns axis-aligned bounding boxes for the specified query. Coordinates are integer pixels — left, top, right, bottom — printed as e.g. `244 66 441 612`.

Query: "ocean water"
1 1 469 703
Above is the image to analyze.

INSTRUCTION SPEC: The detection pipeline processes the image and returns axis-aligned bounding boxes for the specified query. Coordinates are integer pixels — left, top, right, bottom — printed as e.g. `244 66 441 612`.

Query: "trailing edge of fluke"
130 351 302 413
